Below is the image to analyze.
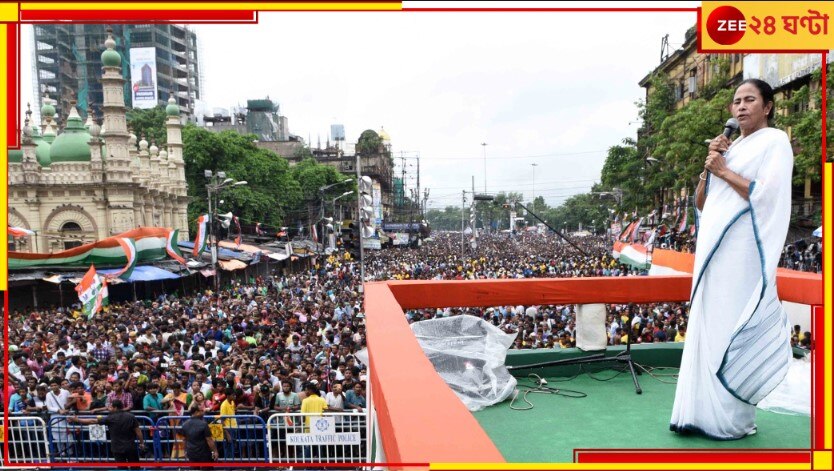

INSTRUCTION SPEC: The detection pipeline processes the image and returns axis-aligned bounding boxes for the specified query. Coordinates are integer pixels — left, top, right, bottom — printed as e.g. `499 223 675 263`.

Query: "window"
688 69 697 97
60 221 83 250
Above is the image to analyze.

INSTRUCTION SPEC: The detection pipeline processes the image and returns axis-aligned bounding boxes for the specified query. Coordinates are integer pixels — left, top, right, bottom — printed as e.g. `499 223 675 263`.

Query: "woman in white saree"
670 79 794 439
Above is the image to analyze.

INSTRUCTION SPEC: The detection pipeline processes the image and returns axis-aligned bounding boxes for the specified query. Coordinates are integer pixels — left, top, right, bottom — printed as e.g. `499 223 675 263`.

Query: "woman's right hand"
708 134 732 153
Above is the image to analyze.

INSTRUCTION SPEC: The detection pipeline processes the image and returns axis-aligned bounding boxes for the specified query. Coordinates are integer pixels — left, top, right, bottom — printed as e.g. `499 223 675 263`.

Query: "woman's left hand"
705 150 729 178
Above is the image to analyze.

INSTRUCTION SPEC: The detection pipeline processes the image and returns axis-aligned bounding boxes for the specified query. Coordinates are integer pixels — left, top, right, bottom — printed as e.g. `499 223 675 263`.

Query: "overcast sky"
21 1 699 209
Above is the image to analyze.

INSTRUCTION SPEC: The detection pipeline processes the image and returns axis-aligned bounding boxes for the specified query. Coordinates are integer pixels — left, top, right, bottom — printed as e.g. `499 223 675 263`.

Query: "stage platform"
474 344 811 462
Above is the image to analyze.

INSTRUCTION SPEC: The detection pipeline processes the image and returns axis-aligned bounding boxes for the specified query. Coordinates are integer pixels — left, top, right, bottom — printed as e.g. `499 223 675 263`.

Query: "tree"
775 64 829 185
125 106 168 146
182 126 302 233
425 206 464 231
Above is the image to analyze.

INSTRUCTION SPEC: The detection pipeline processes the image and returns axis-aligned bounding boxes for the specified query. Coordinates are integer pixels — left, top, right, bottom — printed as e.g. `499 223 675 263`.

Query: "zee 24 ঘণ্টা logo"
706 4 830 46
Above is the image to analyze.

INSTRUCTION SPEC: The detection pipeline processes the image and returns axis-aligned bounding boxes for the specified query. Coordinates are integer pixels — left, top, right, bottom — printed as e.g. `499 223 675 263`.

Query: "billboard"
743 52 834 89
372 182 383 226
129 47 158 109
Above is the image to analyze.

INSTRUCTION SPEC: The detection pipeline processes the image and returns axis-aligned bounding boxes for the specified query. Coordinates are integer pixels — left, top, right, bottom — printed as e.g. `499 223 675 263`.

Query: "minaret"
137 134 150 187
158 145 170 193
21 106 40 185
100 27 132 183
40 94 58 143
149 141 161 191
88 110 104 184
164 96 187 197
128 129 141 184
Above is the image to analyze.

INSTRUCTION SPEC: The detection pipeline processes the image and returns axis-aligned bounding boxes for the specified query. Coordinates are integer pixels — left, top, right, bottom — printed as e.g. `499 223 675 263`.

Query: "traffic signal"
359 176 375 239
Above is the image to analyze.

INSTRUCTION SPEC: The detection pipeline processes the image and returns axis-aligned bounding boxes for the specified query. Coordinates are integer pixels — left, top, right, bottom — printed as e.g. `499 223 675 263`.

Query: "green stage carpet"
474 370 811 462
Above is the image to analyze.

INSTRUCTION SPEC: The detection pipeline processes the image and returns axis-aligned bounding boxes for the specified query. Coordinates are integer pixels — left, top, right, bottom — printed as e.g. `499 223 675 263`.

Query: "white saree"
670 127 794 439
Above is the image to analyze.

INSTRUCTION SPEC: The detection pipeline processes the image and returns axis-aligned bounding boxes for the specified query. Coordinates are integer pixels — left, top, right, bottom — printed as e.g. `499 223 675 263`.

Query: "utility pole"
416 153 421 218
471 175 476 235
461 190 466 258
481 142 487 193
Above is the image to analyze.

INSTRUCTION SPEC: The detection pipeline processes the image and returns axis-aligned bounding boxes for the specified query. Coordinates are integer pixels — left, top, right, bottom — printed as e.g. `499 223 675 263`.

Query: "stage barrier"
3 412 367 466
265 411 369 463
364 275 822 465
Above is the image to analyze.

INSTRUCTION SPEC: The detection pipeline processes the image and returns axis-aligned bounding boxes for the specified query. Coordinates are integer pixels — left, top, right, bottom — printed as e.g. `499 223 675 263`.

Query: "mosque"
8 29 190 253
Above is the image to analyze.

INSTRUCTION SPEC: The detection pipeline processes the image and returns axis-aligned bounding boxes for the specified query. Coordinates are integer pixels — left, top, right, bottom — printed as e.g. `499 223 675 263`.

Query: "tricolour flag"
631 217 644 244
166 229 186 265
678 202 688 233
9 226 35 238
193 214 209 256
105 238 137 280
75 265 109 319
233 216 242 248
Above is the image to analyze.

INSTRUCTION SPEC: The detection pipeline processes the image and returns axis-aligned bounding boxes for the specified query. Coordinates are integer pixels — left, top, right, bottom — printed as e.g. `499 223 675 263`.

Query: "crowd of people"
2 230 813 461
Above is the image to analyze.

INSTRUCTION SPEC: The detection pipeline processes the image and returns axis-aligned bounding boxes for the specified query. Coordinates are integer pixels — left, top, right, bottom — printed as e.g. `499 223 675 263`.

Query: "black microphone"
722 117 739 140
705 118 740 193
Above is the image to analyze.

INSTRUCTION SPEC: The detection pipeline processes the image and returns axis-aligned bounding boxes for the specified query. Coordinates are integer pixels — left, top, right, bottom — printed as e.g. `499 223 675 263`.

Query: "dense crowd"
4 232 812 425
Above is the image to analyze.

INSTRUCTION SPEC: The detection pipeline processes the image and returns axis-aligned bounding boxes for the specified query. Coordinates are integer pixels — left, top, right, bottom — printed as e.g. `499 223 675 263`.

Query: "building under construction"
32 24 202 120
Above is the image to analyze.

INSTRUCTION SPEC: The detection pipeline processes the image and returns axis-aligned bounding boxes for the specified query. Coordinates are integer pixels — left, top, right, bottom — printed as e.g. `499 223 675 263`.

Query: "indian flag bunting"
9 226 35 238
166 229 186 265
9 227 170 270
75 265 109 319
193 214 209 256
104 238 137 280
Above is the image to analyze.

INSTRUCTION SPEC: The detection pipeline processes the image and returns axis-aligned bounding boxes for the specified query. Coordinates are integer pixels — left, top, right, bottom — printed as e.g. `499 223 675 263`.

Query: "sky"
20 1 700 210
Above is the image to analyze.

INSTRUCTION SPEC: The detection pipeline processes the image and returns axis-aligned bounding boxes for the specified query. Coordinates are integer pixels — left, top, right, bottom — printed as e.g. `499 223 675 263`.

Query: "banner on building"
129 47 158 109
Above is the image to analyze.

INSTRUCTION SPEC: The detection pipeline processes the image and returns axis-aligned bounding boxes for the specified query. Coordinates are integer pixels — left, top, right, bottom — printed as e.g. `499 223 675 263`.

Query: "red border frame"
2 3 828 468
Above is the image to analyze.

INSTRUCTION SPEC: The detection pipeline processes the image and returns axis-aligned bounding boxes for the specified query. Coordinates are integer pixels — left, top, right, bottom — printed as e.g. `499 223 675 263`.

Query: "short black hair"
738 78 775 120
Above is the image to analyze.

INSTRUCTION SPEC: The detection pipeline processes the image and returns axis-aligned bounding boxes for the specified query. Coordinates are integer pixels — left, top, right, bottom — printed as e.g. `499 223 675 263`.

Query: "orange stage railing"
364 273 821 465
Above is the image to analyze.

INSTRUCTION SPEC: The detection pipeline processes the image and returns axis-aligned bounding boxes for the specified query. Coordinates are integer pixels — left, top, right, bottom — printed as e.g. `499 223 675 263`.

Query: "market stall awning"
178 241 252 261
218 241 271 254
99 265 181 282
218 259 248 271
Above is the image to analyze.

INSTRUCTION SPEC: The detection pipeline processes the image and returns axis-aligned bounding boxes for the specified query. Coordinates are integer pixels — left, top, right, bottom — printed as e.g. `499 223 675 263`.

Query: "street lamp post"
481 142 488 193
205 170 247 291
332 190 354 225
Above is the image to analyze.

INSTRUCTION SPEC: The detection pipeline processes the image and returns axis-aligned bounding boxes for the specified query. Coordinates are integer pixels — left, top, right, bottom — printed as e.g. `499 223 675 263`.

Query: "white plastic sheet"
757 355 811 416
411 315 517 411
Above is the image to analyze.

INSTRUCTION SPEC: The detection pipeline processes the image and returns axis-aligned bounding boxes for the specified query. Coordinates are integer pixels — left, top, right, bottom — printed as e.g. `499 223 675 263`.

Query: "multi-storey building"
33 24 202 120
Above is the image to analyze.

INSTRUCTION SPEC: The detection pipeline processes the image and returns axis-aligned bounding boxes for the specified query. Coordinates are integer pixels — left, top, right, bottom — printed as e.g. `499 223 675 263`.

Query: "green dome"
49 109 92 163
166 97 180 116
102 48 121 67
8 148 23 163
41 101 55 119
32 130 52 167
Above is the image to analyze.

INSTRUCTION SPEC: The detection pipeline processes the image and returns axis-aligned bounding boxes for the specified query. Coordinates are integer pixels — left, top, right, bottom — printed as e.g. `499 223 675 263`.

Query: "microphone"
705 118 740 193
722 117 739 140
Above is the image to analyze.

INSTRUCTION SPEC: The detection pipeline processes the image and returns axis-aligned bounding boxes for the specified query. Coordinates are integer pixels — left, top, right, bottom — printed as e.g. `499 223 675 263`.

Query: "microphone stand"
507 307 643 395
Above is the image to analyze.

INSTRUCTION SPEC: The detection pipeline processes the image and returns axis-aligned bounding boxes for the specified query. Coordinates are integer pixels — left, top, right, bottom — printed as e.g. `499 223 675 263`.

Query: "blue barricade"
154 415 269 463
47 414 156 463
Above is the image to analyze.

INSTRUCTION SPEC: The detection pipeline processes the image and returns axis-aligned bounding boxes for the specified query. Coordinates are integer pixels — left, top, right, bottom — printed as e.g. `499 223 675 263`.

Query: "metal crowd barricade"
46 414 156 464
266 411 368 464
2 415 51 465
154 415 268 463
